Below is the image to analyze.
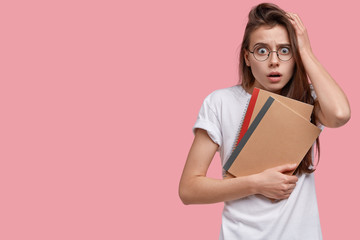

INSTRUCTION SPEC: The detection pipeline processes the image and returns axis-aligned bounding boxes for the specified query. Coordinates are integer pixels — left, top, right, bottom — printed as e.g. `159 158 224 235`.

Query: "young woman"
179 3 351 239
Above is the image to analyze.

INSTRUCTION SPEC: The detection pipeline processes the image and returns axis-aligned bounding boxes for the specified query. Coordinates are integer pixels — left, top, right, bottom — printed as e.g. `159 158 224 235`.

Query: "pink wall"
1 0 358 239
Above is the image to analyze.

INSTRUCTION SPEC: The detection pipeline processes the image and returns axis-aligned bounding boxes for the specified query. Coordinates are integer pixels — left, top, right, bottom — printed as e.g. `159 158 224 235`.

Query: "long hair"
239 3 320 175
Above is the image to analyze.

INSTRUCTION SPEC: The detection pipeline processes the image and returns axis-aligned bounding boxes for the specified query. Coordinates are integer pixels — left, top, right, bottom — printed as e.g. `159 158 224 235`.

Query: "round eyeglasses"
249 46 293 61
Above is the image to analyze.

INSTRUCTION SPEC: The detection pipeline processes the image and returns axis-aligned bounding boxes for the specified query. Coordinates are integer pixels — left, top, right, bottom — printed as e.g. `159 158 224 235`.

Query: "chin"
253 79 290 94
267 80 291 93
260 84 283 94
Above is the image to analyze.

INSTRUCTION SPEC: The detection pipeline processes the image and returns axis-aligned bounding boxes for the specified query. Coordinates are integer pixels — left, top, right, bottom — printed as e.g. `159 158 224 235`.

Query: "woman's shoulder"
204 85 250 104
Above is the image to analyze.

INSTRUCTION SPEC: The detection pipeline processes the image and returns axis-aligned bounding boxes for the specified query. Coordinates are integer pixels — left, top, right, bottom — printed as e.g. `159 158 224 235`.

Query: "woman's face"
244 25 295 94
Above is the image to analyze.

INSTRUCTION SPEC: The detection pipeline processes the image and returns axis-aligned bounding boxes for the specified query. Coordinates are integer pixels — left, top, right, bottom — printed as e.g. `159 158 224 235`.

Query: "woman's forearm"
179 129 299 205
179 164 299 205
287 12 351 127
300 49 351 127
179 175 257 205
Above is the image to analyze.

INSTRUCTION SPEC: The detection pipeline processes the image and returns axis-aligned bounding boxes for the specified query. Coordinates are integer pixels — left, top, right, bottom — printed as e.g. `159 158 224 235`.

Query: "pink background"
1 0 358 239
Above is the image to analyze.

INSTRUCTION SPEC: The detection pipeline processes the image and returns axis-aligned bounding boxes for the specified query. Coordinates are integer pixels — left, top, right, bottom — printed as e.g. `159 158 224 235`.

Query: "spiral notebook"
223 96 321 178
234 88 313 148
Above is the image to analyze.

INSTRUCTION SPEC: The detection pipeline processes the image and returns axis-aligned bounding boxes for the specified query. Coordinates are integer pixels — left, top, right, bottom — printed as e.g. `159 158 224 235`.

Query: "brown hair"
239 3 320 175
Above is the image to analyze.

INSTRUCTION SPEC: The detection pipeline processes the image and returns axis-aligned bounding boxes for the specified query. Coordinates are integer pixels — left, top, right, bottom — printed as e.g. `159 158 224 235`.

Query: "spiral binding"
231 97 251 152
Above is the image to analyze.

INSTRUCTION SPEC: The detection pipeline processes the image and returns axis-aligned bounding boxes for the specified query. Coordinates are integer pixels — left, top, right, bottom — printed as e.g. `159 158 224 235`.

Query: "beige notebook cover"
224 89 315 179
250 88 314 124
225 97 321 178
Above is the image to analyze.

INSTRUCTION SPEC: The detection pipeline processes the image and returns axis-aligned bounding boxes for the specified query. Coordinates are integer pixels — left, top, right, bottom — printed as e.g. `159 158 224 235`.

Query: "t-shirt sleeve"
192 95 222 148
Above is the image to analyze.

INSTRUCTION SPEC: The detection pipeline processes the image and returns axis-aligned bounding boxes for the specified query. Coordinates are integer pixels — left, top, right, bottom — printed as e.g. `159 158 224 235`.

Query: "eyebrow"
253 42 291 48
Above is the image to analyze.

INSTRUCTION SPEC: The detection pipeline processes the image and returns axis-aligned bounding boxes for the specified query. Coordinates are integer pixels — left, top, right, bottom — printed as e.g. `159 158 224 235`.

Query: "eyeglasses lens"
253 46 292 61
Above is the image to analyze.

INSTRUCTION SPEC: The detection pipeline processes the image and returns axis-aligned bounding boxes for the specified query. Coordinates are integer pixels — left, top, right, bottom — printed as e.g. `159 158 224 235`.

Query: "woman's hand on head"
253 164 299 200
286 12 313 55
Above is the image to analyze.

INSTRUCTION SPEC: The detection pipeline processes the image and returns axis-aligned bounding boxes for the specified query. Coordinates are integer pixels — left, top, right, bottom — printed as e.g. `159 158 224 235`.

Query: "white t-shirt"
193 85 322 240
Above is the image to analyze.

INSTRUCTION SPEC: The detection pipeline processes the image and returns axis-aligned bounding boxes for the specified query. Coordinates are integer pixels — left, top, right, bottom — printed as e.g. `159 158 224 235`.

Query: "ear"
244 49 251 67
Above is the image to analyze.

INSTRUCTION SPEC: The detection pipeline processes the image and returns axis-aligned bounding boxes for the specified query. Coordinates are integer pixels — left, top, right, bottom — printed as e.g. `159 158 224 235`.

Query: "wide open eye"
256 47 269 55
279 47 290 55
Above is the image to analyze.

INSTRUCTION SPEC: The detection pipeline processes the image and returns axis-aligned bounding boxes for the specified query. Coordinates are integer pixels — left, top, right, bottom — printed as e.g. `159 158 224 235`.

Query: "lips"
267 71 282 77
267 71 282 83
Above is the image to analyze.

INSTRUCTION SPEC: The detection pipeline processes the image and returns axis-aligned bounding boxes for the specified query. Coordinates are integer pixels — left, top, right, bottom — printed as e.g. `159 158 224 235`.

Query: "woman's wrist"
244 174 260 196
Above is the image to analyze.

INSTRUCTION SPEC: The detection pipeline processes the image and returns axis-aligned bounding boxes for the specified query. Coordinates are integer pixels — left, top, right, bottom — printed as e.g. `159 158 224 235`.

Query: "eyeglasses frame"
248 46 293 62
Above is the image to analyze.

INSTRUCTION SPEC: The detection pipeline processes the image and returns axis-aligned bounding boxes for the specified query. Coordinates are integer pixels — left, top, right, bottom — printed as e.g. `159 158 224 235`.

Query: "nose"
268 51 279 67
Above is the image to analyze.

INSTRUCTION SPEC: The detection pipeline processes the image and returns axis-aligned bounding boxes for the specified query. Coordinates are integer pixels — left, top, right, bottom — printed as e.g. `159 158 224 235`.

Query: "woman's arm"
179 129 299 204
287 13 351 128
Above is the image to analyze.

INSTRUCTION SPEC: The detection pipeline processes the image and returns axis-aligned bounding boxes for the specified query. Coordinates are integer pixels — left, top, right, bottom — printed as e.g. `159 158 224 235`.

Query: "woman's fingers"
287 175 299 184
286 12 312 53
286 183 296 192
257 166 299 200
287 13 304 29
271 163 297 173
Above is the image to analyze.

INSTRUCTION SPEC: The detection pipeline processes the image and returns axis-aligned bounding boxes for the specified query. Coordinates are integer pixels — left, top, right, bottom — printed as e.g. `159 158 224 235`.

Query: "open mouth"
267 73 282 77
267 72 282 82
